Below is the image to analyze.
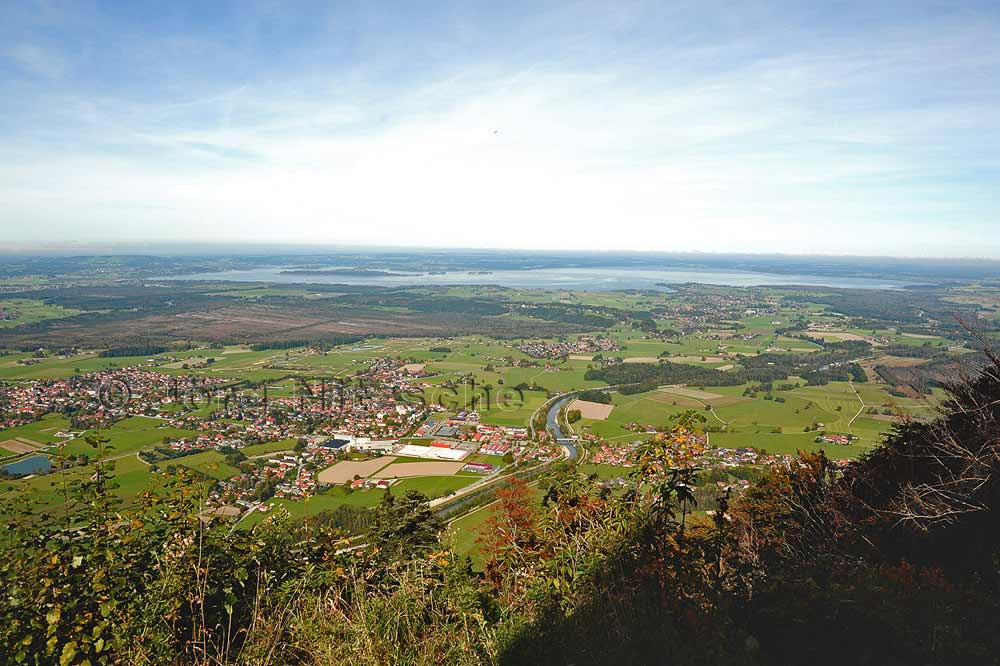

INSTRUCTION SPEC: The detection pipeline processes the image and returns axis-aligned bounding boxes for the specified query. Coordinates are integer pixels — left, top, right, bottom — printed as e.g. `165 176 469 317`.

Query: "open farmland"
174 450 241 480
0 284 600 349
569 399 615 420
317 456 397 484
60 416 204 458
1 1 999 657
0 439 40 454
0 275 980 538
803 331 869 342
375 461 465 478
0 298 83 328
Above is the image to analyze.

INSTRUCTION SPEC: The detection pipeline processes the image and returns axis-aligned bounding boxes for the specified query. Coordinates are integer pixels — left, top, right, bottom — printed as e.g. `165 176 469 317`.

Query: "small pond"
2 455 52 476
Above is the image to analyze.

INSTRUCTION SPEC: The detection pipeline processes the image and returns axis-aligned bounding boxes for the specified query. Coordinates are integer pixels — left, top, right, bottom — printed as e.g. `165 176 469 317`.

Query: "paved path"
847 380 866 429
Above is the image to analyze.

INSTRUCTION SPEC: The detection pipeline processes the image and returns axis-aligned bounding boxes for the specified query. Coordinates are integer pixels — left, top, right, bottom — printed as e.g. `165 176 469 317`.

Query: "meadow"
0 298 83 328
238 473 479 529
0 281 970 536
60 416 205 459
568 377 937 459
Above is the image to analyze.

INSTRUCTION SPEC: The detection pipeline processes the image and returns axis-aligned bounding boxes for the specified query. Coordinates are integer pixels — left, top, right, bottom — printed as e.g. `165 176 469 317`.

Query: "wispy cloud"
0 1 998 256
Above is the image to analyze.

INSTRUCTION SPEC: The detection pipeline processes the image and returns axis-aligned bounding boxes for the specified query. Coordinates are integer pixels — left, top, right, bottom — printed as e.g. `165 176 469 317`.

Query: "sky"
1 1 999 258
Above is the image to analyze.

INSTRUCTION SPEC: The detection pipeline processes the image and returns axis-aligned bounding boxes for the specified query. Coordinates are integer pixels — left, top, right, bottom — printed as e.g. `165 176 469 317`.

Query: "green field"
0 298 83 328
242 438 299 456
0 453 195 515
0 280 973 539
393 475 477 496
0 416 210 513
0 414 73 448
60 416 204 459
578 462 632 479
421 384 548 426
448 505 492 569
567 379 920 458
239 473 478 529
0 352 165 380
173 450 241 480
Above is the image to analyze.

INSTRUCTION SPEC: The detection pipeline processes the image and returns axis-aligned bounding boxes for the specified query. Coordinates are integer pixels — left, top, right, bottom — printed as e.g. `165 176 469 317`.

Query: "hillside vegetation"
3 357 1000 665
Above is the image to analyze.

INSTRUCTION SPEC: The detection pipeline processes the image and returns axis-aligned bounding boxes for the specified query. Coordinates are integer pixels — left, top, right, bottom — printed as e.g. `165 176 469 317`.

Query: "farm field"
318 456 397 484
0 439 38 455
0 418 215 513
467 453 506 467
375 461 466 478
569 399 614 420
239 474 479 529
0 275 983 540
578 462 632 479
706 431 863 457
394 475 477 496
448 505 493 569
0 299 83 328
570 379 926 455
0 414 72 453
238 485 388 528
242 438 299 456
173 450 241 480
420 384 548 426
0 453 195 515
0 351 164 380
60 416 204 459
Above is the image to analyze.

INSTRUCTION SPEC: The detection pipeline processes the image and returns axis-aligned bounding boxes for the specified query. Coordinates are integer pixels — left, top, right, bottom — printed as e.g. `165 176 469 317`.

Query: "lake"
170 266 916 291
2 455 52 477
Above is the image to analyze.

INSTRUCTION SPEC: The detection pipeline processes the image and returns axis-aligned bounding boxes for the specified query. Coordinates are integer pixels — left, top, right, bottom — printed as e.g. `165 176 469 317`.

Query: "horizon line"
1 240 999 263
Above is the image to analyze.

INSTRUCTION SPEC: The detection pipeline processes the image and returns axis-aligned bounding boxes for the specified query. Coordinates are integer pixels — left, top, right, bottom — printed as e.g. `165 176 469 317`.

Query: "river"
546 396 578 459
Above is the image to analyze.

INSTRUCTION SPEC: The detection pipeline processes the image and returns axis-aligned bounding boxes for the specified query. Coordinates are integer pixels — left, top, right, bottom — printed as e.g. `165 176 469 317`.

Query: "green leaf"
59 640 78 666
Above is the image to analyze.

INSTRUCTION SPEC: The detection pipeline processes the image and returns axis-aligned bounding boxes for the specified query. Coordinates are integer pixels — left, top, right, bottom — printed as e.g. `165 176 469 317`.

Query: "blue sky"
2 1 999 257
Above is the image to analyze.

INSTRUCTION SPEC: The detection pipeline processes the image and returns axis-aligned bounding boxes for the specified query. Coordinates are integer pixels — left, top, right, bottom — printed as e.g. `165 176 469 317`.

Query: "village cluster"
587 436 803 487
0 368 230 432
2 313 880 522
0 355 570 514
203 413 556 516
650 292 782 335
515 336 621 359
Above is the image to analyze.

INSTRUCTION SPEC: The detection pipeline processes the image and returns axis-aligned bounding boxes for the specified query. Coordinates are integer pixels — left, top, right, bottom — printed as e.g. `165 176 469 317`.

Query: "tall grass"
238 561 499 665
